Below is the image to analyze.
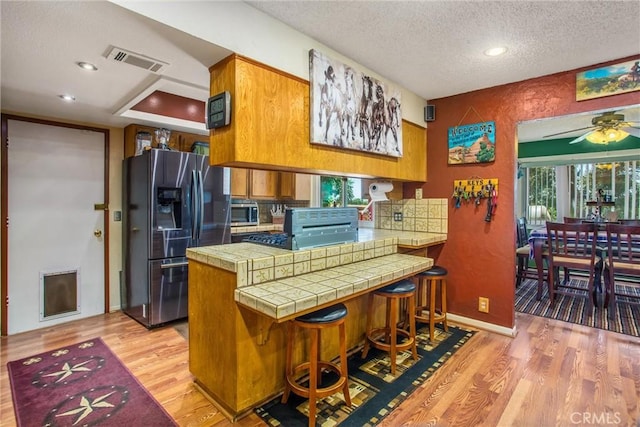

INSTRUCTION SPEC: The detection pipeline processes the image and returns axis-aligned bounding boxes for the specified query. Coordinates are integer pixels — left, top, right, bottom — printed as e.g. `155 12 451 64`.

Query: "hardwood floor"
1 311 639 426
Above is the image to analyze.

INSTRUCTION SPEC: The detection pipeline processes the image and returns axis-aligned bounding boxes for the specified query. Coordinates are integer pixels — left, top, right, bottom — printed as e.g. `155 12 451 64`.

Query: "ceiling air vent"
106 46 169 74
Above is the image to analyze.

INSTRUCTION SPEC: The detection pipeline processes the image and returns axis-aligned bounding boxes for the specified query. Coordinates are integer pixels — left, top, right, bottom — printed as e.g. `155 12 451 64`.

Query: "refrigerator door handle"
197 170 205 240
191 170 198 242
160 261 189 269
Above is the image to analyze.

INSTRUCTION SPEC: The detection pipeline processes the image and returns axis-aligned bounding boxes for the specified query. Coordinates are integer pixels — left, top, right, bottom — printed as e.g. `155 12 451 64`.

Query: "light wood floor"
1 311 639 426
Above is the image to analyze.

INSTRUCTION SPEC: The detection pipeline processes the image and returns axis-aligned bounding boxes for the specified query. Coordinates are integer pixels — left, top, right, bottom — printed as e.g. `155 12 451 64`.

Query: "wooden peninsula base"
187 232 443 420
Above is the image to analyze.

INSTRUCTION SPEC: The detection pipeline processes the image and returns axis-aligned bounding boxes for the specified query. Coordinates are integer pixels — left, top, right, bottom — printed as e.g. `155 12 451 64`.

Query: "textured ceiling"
247 1 640 100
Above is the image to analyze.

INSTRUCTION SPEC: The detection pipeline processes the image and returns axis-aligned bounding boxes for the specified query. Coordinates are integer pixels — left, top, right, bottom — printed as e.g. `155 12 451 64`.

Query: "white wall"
111 1 428 127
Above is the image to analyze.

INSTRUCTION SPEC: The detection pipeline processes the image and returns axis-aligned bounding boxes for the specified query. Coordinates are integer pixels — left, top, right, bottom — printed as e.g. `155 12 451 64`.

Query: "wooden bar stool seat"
282 303 351 427
415 266 448 341
362 279 417 376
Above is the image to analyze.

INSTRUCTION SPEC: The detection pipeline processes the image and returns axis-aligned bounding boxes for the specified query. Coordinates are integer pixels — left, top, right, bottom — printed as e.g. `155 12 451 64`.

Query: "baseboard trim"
447 313 517 337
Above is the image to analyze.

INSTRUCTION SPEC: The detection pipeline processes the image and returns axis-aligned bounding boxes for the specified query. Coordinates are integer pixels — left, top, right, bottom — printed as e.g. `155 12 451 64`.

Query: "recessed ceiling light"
77 61 98 71
59 94 76 102
484 47 507 57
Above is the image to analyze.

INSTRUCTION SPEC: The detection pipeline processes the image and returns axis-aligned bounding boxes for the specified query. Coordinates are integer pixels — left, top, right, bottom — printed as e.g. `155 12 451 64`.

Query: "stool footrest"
285 361 348 399
366 327 415 353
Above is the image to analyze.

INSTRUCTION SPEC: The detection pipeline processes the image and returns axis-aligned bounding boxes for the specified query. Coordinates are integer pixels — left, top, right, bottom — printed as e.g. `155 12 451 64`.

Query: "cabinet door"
249 170 278 199
294 173 311 200
231 168 249 198
279 172 296 199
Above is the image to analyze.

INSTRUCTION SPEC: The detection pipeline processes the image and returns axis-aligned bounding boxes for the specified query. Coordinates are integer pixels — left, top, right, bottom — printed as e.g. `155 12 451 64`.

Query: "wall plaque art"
447 121 496 164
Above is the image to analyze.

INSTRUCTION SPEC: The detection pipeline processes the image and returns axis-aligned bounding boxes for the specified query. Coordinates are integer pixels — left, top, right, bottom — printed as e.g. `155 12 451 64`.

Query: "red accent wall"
131 91 205 123
406 55 640 329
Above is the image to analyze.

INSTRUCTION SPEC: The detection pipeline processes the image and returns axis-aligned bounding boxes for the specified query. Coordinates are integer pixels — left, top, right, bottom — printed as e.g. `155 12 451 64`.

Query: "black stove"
242 208 359 251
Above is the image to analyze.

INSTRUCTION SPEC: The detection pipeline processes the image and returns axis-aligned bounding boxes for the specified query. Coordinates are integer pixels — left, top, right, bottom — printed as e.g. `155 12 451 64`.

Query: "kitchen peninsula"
186 228 446 420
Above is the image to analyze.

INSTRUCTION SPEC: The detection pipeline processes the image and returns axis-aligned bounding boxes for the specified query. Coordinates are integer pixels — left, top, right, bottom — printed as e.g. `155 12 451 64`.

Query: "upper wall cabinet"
231 168 310 200
208 54 427 182
124 124 207 158
279 172 311 201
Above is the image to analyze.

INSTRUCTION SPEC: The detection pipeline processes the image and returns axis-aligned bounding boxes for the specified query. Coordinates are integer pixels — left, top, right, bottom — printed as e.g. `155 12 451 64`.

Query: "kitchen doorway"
1 116 109 335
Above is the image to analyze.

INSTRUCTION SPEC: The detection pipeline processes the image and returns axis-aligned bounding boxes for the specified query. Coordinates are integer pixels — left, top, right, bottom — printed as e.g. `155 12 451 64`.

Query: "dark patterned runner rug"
7 337 177 427
255 325 475 426
516 278 640 337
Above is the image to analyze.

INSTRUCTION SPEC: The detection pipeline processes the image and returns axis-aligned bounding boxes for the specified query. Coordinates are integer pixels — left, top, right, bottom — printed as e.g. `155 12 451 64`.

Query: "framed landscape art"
576 58 640 101
309 49 403 158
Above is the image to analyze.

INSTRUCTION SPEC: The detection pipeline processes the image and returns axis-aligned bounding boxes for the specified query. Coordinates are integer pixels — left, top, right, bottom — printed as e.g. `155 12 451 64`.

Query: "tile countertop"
187 229 445 321
230 223 283 233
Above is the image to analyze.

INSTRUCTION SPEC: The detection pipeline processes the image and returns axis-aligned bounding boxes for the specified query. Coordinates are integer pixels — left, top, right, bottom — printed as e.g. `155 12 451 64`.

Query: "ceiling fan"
543 111 640 145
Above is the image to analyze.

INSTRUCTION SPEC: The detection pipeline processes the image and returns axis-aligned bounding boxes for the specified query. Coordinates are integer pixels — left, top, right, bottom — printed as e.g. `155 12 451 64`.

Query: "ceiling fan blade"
543 126 596 138
622 126 640 138
568 131 591 145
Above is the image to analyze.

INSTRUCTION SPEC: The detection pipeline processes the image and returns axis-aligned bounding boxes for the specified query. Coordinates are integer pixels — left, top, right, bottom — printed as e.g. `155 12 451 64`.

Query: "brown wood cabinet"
231 169 311 200
209 54 427 182
123 124 207 158
279 172 311 201
230 168 250 198
249 170 278 199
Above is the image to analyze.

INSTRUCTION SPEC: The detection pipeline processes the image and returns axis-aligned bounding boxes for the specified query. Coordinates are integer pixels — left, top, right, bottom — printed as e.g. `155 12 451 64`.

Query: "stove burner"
243 232 291 249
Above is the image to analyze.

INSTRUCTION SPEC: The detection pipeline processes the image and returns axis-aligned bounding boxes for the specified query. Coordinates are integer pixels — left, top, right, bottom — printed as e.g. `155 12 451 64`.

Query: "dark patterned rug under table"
7 337 177 427
516 277 640 337
255 325 475 426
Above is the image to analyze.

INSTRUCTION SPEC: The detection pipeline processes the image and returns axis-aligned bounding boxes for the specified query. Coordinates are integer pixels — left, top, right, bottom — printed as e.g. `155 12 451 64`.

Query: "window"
521 160 640 225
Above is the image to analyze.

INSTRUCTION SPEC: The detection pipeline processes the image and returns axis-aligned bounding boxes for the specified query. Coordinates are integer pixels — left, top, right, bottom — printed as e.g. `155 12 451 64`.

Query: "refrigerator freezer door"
149 150 194 260
148 257 189 326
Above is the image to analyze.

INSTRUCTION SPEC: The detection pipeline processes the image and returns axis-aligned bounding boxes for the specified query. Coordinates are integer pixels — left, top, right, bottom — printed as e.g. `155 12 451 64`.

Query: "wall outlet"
478 297 489 313
415 188 423 199
393 212 403 221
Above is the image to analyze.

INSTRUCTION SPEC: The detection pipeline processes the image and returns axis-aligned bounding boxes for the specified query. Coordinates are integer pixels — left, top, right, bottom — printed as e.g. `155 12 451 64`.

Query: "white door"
7 120 105 334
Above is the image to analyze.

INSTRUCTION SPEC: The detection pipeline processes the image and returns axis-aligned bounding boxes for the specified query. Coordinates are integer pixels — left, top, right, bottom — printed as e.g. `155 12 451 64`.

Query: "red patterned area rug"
7 338 177 427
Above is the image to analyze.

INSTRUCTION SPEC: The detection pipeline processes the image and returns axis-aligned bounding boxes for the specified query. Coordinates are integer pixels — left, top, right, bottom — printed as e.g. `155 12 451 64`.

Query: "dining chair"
516 217 545 287
563 217 586 224
545 221 601 314
561 217 588 284
603 223 640 318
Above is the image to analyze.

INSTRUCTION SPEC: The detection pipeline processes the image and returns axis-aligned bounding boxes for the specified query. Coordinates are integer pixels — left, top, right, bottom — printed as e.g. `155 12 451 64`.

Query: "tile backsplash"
375 198 448 233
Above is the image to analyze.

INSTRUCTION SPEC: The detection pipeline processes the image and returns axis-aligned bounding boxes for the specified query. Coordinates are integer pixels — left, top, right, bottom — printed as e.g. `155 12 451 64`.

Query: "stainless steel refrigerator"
122 149 231 328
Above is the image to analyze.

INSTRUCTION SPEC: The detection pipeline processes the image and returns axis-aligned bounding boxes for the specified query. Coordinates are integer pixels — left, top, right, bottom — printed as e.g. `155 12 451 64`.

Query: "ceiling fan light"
585 128 629 144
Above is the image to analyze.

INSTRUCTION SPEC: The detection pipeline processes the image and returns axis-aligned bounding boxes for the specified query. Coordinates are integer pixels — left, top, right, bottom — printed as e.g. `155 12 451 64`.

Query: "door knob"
94 229 102 237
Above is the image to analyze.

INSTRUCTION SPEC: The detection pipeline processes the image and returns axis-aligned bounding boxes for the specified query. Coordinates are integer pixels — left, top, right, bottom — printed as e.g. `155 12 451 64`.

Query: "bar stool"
362 279 417 375
415 266 448 341
282 303 351 427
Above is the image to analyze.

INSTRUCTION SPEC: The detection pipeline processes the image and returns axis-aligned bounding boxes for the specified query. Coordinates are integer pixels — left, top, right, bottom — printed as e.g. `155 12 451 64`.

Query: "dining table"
527 224 610 301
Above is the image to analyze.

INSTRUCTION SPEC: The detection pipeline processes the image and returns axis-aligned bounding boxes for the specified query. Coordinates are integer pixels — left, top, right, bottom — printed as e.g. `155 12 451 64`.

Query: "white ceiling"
1 1 639 139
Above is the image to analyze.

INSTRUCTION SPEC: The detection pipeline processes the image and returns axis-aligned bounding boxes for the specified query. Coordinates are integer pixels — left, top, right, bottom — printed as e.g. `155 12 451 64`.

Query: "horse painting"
358 75 373 148
318 65 346 145
310 49 403 157
342 67 358 144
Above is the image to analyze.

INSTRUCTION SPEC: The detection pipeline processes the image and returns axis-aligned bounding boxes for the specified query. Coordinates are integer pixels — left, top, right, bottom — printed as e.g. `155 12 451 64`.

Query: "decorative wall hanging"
576 58 640 101
447 107 495 164
309 49 403 158
452 178 499 222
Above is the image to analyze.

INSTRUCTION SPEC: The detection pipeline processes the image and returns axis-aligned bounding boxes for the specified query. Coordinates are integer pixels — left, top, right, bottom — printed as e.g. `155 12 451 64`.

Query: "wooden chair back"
563 217 586 224
545 221 599 270
516 217 528 248
604 224 640 277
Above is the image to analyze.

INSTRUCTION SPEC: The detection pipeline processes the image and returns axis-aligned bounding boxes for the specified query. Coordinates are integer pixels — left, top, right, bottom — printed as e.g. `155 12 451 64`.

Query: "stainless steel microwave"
230 202 259 226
